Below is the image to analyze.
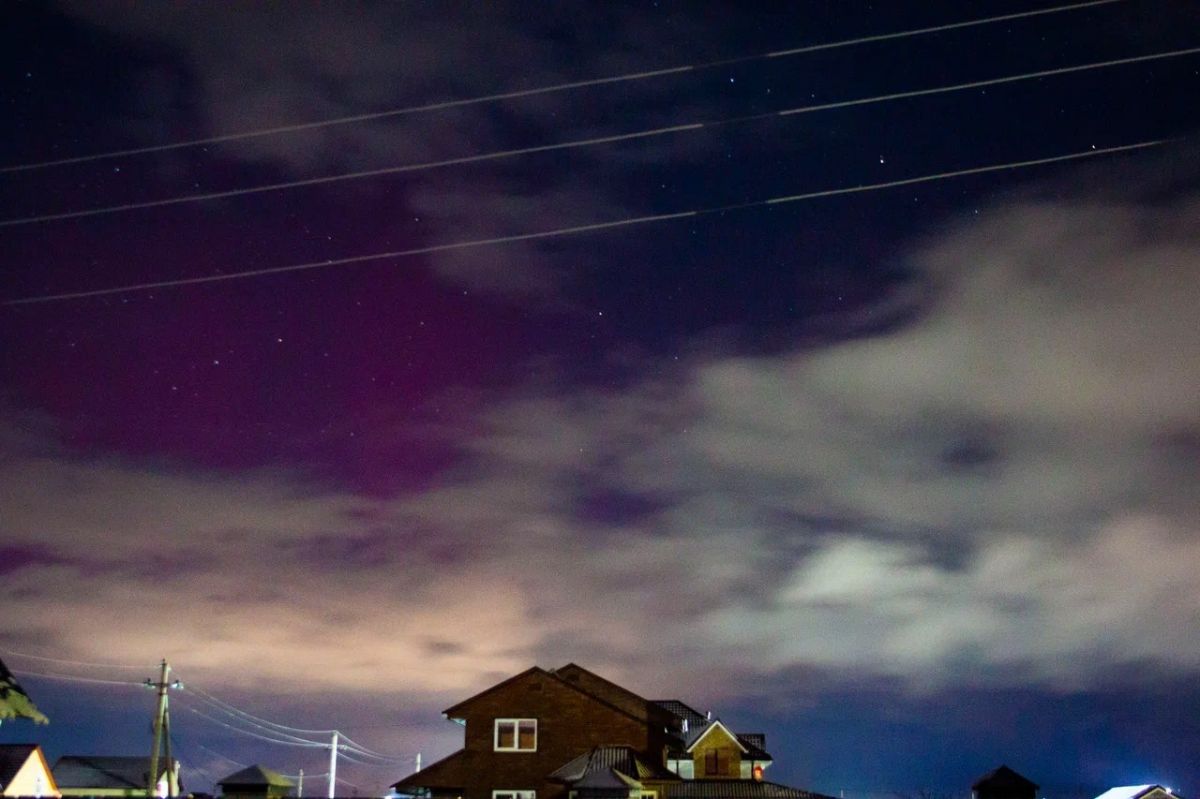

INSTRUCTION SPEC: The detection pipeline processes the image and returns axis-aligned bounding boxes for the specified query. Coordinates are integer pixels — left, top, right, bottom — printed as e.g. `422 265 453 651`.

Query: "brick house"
392 664 828 799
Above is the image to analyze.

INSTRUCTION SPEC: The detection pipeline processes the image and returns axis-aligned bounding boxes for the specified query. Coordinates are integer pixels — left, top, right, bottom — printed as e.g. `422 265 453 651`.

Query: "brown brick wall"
455 670 653 799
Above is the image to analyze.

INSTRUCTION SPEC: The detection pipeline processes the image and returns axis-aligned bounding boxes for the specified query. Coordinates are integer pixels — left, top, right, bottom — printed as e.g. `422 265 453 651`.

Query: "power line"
182 682 337 735
192 740 248 770
178 680 412 765
4 43 1194 228
336 733 413 762
334 750 408 769
0 645 149 671
2 139 1164 307
0 0 1124 174
180 692 329 746
10 667 145 687
178 703 330 748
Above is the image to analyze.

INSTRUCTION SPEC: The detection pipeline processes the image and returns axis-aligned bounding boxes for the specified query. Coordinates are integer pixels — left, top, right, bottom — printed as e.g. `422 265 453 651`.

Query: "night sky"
2 1 1200 796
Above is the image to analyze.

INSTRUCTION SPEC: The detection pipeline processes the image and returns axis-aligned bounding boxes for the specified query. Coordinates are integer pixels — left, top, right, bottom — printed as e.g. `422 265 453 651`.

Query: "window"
703 750 730 777
494 718 537 751
493 792 535 799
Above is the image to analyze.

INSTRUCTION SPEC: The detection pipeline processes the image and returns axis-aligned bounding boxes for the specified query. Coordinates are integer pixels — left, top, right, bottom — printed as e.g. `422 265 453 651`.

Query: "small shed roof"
973 766 1039 791
218 765 295 789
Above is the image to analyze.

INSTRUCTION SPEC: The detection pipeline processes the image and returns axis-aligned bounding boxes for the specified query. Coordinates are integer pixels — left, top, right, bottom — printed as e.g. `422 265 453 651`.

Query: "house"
392 663 830 799
216 765 294 799
0 744 60 798
52 756 181 798
971 766 1038 799
1094 787 1181 799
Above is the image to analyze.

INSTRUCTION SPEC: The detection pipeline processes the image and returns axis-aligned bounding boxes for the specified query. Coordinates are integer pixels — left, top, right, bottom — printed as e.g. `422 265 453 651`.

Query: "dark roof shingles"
667 781 835 799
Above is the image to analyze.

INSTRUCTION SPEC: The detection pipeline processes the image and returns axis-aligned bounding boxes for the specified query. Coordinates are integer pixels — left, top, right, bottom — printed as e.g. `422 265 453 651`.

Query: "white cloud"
4 168 1199 701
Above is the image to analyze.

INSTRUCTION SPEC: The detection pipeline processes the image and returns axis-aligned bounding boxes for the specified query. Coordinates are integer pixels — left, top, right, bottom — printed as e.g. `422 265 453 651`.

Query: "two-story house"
392 664 828 799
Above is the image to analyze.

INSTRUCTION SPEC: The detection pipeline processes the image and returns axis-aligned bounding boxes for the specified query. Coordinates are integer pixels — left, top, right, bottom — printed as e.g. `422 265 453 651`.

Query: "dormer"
686 720 746 778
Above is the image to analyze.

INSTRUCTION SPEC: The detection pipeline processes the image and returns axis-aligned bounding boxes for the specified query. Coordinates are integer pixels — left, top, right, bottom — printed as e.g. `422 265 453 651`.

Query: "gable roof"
218 765 294 789
551 664 671 725
685 719 748 753
442 666 548 718
973 766 1039 791
441 666 649 727
0 745 38 791
53 756 176 791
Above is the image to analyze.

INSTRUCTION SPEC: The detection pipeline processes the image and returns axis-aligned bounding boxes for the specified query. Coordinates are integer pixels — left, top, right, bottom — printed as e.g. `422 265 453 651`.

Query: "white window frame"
493 791 535 799
493 718 537 752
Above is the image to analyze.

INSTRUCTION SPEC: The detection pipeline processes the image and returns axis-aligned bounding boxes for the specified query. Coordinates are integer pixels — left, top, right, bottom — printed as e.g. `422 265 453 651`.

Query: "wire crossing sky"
3 1 1198 794
2 140 1163 305
0 0 1124 173
1 44 1194 228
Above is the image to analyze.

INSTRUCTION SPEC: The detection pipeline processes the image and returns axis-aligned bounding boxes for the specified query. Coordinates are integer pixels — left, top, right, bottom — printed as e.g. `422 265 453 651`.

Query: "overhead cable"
2 139 1164 306
178 703 329 748
0 0 1124 173
180 691 329 746
336 732 413 762
182 682 336 734
0 645 148 671
10 667 145 687
3 43 1195 228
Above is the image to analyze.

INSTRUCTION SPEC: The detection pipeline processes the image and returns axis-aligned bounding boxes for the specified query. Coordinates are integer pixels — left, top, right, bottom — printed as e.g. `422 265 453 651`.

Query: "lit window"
493 791 535 799
494 719 537 751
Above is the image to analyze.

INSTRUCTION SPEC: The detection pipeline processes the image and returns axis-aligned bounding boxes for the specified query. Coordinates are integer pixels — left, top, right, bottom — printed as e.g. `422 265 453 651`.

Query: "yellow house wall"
3 750 61 798
690 725 742 778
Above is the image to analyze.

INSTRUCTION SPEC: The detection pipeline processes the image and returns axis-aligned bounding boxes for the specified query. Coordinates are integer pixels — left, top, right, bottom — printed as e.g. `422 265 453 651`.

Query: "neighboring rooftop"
52 756 174 791
1094 787 1179 799
973 766 1039 791
0 745 39 791
666 780 835 799
549 745 678 784
218 765 295 789
654 700 708 731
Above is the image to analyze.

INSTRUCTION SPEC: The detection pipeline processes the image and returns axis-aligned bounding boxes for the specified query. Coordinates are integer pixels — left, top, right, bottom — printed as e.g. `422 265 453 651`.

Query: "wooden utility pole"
145 660 181 798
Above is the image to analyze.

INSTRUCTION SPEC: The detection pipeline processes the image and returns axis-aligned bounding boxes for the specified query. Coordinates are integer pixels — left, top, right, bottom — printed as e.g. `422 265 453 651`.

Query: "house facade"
393 664 827 799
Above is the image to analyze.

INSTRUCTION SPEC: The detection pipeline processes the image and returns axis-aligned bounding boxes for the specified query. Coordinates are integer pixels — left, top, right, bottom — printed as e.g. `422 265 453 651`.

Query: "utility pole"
297 769 304 799
327 732 339 799
144 660 182 798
